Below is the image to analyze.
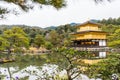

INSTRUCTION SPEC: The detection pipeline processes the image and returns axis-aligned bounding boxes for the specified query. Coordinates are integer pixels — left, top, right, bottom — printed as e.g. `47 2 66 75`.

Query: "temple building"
71 21 107 58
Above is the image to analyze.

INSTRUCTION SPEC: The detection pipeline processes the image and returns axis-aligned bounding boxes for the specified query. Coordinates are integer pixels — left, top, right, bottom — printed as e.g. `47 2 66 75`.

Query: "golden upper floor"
76 21 101 32
72 31 107 40
71 21 107 40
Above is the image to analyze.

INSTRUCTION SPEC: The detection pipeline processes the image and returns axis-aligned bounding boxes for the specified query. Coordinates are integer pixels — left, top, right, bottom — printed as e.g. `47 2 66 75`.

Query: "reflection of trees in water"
0 54 46 80
1 53 119 80
0 64 20 80
0 52 97 80
0 53 69 80
7 64 12 80
0 64 64 80
23 64 60 80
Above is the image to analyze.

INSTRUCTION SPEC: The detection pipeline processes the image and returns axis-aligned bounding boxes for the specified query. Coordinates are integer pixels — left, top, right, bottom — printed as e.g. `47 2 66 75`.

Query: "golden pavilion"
71 21 107 58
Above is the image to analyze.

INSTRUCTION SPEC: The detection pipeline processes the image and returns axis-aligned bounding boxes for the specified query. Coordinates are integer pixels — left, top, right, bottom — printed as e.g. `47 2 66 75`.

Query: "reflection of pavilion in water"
71 21 107 58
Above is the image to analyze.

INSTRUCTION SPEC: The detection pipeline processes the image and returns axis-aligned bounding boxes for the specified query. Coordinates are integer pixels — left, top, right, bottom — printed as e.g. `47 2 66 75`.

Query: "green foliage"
101 24 120 35
0 8 7 15
87 53 120 80
23 27 44 45
34 34 45 48
55 24 76 34
47 30 61 47
0 37 9 51
0 24 76 48
2 27 29 53
108 29 120 48
45 24 74 48
19 76 29 80
109 40 120 48
46 47 89 80
45 41 53 50
99 17 120 25
100 18 120 48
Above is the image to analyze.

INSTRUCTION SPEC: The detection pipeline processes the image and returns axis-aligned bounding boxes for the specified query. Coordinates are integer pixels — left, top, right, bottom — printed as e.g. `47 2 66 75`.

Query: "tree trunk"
7 48 11 59
67 70 72 80
68 76 72 80
7 64 12 80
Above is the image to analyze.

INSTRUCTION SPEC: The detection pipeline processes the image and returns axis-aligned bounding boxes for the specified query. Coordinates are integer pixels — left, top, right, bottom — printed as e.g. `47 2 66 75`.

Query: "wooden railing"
71 47 110 51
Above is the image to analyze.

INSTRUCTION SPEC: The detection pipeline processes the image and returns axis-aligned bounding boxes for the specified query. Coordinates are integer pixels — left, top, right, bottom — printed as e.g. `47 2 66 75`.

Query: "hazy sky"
0 0 120 28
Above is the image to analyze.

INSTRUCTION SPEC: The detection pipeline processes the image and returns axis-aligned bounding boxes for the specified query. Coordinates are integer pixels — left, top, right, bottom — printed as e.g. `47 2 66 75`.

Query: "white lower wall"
99 40 106 46
99 52 106 58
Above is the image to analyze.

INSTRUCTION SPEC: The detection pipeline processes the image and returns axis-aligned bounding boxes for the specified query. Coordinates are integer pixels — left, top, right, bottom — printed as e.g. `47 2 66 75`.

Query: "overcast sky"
0 0 120 28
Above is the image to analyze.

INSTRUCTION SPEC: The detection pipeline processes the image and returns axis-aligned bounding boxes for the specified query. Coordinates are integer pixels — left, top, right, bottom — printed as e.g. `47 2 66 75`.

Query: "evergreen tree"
2 27 29 58
34 34 45 48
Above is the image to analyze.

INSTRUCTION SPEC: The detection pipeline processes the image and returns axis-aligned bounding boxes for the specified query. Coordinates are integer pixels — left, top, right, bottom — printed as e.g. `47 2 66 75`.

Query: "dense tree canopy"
34 34 45 48
87 53 120 80
108 29 120 48
0 37 9 51
2 27 29 58
3 27 29 48
99 17 120 25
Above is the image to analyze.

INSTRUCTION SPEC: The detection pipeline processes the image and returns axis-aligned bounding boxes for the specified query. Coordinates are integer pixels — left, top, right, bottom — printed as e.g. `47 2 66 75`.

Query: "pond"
0 54 102 80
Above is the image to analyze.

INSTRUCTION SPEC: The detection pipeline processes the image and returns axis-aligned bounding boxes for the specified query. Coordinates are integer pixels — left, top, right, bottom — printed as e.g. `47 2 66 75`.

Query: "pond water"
0 54 102 80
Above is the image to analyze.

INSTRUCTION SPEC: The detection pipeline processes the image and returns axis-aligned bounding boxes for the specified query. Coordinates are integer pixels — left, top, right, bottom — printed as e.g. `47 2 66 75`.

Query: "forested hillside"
98 17 120 25
98 17 120 48
0 23 76 50
1 17 120 48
